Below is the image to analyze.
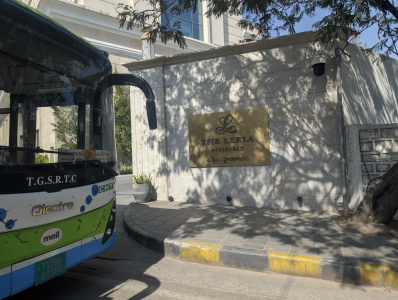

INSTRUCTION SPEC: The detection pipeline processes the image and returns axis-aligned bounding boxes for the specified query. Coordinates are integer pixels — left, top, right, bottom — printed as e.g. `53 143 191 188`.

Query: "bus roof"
0 0 112 92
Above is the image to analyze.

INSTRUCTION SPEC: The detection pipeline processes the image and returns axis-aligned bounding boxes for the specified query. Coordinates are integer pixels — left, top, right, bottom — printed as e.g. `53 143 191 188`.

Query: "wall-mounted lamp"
311 56 327 76
311 49 334 76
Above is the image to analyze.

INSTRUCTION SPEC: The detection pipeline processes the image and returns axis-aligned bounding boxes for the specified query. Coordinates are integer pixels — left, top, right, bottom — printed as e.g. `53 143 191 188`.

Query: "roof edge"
123 31 319 70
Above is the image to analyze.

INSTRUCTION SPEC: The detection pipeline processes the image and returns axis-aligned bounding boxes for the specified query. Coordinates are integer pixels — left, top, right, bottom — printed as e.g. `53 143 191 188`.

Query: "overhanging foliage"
117 0 398 56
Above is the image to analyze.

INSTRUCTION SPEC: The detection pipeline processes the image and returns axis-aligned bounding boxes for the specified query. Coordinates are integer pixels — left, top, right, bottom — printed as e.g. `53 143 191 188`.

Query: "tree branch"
369 0 398 20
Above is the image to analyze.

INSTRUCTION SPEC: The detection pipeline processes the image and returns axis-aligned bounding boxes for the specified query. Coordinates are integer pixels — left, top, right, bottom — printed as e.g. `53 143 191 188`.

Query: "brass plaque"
188 107 270 167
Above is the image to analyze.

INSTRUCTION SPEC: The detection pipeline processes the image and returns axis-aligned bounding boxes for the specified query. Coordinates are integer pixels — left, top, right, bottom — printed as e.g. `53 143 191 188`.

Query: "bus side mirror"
96 74 157 130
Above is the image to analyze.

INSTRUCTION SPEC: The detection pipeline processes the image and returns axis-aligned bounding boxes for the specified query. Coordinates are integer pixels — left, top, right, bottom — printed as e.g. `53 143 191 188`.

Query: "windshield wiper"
0 146 74 155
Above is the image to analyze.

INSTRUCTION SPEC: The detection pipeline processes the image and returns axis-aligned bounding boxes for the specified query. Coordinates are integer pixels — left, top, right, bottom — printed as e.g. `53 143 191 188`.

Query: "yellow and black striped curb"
123 209 398 288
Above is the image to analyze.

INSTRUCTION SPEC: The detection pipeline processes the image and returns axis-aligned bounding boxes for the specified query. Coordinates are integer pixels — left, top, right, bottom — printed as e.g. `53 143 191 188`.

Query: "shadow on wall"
134 41 344 211
342 44 398 125
340 45 398 210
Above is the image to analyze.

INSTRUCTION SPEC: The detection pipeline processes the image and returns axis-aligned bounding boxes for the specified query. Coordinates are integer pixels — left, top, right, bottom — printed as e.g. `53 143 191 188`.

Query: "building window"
161 1 203 41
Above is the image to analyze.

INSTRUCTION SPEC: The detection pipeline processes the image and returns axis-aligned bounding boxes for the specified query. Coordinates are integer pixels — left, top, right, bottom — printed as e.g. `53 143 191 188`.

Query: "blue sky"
294 12 378 49
266 8 397 59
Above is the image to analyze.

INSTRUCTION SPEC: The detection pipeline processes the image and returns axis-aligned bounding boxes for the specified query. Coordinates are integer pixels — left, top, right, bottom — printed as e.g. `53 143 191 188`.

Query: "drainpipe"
335 47 349 214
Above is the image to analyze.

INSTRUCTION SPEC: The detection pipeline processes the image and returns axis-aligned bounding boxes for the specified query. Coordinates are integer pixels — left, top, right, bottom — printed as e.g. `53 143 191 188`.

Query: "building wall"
0 93 9 147
224 14 244 45
342 45 398 125
342 44 398 210
28 0 240 75
36 107 59 163
125 32 343 211
346 124 398 210
33 0 242 51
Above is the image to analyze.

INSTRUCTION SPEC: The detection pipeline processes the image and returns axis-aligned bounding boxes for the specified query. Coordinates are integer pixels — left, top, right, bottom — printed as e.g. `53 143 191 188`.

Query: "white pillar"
141 31 155 59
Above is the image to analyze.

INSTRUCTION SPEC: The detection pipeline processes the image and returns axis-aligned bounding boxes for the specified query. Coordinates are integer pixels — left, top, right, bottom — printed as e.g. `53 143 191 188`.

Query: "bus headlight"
102 199 116 244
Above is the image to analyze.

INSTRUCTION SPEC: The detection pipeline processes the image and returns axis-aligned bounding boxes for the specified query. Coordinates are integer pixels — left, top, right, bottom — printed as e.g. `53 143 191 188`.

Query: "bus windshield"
0 0 117 194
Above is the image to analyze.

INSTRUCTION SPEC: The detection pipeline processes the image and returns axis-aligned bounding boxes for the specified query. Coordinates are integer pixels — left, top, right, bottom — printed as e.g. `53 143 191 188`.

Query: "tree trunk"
349 162 398 225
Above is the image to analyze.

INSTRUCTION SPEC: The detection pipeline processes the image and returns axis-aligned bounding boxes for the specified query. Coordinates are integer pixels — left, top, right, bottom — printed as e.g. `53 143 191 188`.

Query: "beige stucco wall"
0 103 61 164
341 44 398 211
342 44 398 125
34 0 242 52
36 107 59 163
125 32 343 211
224 14 244 45
0 92 9 147
0 116 9 147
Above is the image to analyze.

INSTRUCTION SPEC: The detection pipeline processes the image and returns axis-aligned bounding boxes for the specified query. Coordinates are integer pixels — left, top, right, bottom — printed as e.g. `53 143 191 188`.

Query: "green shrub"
131 173 151 184
35 154 49 164
119 164 132 174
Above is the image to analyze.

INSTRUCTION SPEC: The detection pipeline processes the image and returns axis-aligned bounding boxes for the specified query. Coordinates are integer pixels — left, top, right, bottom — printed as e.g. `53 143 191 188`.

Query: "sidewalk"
123 201 398 288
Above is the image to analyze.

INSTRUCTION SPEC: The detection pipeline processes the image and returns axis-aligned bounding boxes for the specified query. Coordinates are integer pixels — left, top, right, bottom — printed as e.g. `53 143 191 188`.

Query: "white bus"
0 1 156 298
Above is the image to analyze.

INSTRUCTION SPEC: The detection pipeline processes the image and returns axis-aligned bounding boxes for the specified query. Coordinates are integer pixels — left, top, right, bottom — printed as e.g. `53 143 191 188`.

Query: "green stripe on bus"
0 198 114 270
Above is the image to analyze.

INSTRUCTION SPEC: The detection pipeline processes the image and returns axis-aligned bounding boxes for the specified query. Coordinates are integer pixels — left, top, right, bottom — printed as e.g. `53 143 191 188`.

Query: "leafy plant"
35 154 49 164
120 164 132 174
131 173 152 184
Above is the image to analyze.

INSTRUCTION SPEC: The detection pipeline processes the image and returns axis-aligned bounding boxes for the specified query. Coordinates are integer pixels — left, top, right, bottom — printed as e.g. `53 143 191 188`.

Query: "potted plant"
131 173 152 202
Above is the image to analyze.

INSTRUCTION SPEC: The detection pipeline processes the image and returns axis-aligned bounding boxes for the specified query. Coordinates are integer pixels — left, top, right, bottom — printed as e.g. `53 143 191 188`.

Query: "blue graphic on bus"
5 219 15 230
0 209 17 230
0 208 6 221
80 205 85 213
92 185 99 196
86 195 93 205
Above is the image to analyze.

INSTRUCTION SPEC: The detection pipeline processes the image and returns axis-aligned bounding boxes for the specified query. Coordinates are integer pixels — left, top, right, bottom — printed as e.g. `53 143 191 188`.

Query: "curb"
123 206 398 289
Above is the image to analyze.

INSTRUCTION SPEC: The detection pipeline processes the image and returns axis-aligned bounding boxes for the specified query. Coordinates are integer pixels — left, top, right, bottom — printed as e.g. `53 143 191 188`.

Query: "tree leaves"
114 83 132 165
51 106 78 149
117 0 398 57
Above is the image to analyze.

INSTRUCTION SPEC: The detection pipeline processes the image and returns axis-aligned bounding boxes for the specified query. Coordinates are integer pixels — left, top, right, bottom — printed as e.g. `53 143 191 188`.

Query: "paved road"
116 174 134 197
8 176 398 299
